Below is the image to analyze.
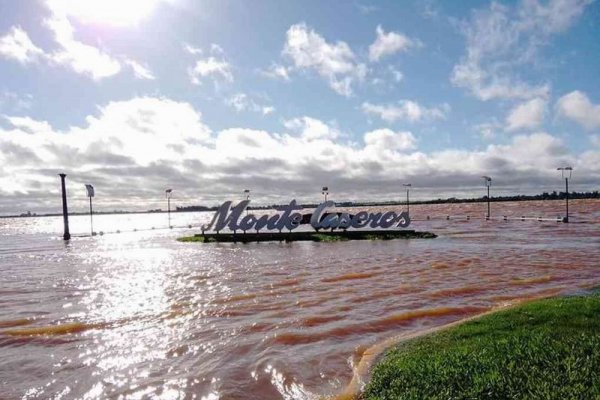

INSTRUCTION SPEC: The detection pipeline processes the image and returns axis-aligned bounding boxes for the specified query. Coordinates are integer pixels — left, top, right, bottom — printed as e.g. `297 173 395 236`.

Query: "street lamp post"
482 176 492 219
165 189 173 228
557 167 573 223
403 183 412 215
321 186 329 203
85 184 95 236
244 189 250 216
59 173 70 240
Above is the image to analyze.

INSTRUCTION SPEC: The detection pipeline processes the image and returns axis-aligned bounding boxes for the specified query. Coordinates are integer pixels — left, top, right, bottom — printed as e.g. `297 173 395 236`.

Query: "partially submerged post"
85 184 95 236
59 173 70 240
482 176 492 219
165 188 173 228
403 183 412 216
557 167 573 223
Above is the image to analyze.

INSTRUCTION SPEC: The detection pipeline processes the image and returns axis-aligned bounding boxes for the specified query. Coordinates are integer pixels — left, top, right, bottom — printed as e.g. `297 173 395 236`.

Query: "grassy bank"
364 290 600 399
178 230 436 243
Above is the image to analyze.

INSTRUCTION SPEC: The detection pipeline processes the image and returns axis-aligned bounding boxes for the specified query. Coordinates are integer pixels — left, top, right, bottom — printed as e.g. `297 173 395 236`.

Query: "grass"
364 289 600 400
177 230 437 243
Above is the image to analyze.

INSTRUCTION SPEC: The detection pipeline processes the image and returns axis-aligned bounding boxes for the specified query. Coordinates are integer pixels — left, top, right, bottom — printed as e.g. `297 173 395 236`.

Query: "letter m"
202 200 249 231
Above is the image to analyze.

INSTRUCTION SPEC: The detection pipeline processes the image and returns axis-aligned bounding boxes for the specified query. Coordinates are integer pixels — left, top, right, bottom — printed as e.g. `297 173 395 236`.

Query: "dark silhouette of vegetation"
3 190 598 219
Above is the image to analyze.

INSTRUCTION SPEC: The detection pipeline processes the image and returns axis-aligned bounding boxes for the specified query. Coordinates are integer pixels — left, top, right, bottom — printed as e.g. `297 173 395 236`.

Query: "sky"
0 0 599 215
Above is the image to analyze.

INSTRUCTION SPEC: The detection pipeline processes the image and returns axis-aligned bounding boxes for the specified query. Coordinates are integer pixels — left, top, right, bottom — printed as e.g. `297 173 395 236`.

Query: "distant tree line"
175 190 600 212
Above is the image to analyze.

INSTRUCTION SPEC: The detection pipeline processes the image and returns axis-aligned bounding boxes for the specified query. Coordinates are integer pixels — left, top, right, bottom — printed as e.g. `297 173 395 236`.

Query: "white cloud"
189 57 233 85
451 0 590 101
1 2 157 81
225 93 274 115
364 129 416 152
1 14 154 81
261 63 291 81
474 120 501 140
0 26 44 64
44 14 122 80
282 23 367 96
556 90 600 130
284 116 340 141
187 44 233 86
125 59 156 80
4 116 53 134
362 100 449 123
183 43 203 55
0 91 33 111
505 97 546 132
388 66 403 82
368 25 418 62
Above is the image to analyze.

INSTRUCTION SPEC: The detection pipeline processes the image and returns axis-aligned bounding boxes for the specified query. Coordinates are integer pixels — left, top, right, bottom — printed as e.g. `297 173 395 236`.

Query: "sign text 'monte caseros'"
202 200 410 232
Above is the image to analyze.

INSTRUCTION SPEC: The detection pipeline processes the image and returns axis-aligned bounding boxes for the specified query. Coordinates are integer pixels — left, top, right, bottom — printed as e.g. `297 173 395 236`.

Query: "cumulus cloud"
362 100 449 123
187 44 233 85
451 0 590 101
505 97 546 132
260 63 291 81
225 93 274 115
0 26 44 64
556 90 600 130
1 96 597 215
368 25 419 62
364 129 416 152
283 116 340 141
282 23 367 96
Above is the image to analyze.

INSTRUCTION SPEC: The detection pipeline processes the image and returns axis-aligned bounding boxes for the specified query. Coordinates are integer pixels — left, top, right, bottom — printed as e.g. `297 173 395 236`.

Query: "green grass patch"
364 290 600 399
177 230 436 243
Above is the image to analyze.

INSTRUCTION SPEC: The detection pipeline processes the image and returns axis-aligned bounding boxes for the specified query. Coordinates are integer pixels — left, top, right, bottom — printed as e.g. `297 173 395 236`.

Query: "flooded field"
1 199 599 399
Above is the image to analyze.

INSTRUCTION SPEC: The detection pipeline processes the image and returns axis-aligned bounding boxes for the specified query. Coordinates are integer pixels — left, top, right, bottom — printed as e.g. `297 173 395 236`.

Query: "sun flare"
48 0 167 27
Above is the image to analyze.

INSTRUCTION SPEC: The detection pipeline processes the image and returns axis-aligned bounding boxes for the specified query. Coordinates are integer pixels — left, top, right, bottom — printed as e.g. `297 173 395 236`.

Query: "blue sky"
0 0 599 214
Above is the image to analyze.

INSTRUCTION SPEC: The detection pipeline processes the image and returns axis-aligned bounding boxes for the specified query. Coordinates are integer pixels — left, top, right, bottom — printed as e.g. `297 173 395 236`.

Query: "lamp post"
244 189 250 216
85 184 95 236
557 167 573 223
482 176 492 219
403 183 412 215
59 173 70 240
165 189 173 228
321 186 329 203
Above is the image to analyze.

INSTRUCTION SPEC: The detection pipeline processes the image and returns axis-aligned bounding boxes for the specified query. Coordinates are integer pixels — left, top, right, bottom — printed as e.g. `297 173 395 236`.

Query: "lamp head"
557 167 573 179
165 188 173 198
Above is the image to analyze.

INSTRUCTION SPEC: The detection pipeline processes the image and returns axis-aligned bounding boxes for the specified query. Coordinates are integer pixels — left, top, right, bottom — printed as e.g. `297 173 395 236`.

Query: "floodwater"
1 199 599 400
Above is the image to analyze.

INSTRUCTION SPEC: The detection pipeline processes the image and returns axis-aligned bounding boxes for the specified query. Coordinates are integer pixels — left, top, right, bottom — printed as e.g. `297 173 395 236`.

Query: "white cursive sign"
202 200 410 232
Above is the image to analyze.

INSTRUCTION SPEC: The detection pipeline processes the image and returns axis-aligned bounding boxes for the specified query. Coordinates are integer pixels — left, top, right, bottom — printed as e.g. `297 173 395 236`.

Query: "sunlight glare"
49 0 167 27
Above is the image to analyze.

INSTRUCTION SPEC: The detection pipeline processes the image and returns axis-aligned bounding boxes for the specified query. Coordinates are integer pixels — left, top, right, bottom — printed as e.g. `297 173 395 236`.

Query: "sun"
48 0 168 27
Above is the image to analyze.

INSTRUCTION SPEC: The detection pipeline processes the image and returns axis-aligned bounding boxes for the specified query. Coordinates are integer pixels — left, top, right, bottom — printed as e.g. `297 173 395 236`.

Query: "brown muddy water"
1 199 599 399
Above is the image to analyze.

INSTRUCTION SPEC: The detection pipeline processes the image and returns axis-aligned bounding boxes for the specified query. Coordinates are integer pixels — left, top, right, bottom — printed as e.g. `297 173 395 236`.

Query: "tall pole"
565 177 569 223
487 185 490 219
403 183 411 215
557 167 572 223
59 173 70 240
244 189 250 216
89 196 93 236
322 186 329 203
165 189 173 228
482 176 491 219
